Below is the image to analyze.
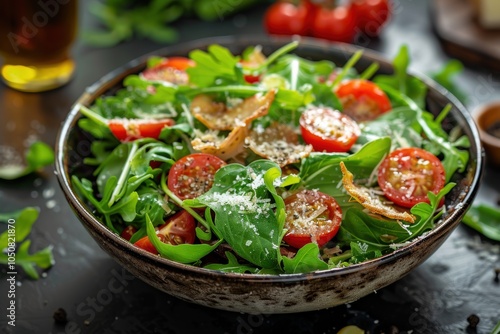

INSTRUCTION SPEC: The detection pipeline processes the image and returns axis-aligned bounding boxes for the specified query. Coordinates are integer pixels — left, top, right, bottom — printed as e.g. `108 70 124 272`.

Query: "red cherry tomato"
264 1 314 36
141 57 195 84
283 190 342 249
311 4 357 43
351 0 391 37
120 225 137 241
167 153 226 200
377 147 446 209
300 107 360 152
108 118 175 142
134 235 164 254
335 79 392 122
133 210 196 254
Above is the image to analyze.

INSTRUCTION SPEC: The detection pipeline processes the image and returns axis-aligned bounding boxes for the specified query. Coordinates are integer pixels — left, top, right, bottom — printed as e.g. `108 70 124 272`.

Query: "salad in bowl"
56 37 481 313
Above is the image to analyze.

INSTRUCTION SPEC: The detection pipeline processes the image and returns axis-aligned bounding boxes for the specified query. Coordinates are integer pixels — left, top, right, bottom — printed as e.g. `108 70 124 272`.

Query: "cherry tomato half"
351 0 391 37
167 153 226 200
377 147 446 209
300 107 360 152
108 118 175 142
120 225 137 241
264 1 314 36
335 79 392 122
283 189 342 249
134 210 196 254
311 4 357 43
141 57 195 84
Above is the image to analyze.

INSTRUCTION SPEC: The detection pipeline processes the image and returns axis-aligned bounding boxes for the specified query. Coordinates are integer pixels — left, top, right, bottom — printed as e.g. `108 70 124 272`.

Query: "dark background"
1 1 499 333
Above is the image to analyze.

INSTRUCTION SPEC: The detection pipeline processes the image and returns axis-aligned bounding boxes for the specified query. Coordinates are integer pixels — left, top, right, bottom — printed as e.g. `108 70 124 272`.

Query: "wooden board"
431 0 500 72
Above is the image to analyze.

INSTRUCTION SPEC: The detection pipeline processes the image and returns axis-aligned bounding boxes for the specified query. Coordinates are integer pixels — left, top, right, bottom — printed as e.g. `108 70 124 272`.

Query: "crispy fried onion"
246 122 313 167
339 161 415 223
190 90 276 130
191 126 248 161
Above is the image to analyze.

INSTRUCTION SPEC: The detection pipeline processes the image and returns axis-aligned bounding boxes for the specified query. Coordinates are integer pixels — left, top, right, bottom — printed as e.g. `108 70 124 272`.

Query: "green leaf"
337 208 412 249
298 137 391 208
0 207 39 247
378 83 469 182
0 141 54 180
409 183 456 236
349 241 383 264
357 107 423 148
374 45 428 109
191 160 282 269
12 240 54 280
282 243 328 274
187 44 241 87
204 252 259 273
462 204 500 241
430 59 467 104
0 207 54 280
491 319 500 334
146 215 220 263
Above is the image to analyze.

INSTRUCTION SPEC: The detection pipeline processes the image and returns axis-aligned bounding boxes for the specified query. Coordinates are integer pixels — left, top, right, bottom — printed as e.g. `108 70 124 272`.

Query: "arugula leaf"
190 160 282 269
266 54 341 111
0 207 54 279
405 183 456 237
267 54 334 91
13 240 53 280
187 44 242 87
379 83 470 182
0 141 54 180
374 45 427 109
349 241 383 263
282 243 328 274
491 319 500 334
430 59 467 104
336 183 455 263
145 214 220 264
204 252 259 273
462 204 500 241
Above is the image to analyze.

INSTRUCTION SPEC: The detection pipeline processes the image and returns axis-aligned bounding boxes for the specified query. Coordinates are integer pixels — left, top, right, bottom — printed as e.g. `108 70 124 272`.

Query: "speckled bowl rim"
55 35 483 283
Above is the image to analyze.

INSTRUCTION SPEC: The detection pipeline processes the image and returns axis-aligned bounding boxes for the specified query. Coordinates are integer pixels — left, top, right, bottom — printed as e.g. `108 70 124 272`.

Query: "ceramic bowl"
474 101 500 166
55 36 483 314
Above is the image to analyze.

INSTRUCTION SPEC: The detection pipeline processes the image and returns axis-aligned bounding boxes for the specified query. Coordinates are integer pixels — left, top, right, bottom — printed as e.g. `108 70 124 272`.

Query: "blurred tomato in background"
263 0 392 43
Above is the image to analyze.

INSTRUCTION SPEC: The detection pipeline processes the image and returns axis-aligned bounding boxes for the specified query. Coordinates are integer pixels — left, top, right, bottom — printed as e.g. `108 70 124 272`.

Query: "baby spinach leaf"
357 107 423 149
298 137 391 208
282 243 328 274
336 208 412 248
192 160 282 269
462 204 500 241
